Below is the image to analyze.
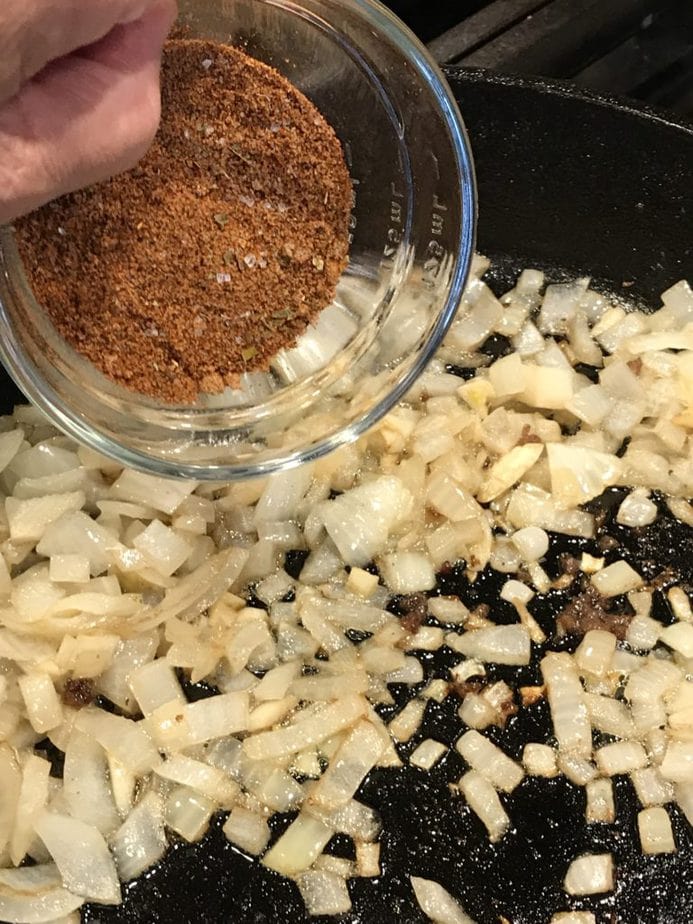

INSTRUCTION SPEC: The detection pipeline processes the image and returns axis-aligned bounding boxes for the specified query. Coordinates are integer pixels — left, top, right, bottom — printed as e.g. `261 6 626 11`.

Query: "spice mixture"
14 40 352 404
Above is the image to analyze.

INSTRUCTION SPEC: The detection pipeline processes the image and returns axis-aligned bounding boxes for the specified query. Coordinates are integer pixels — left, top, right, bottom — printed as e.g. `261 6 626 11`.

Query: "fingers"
0 0 167 105
0 1 177 224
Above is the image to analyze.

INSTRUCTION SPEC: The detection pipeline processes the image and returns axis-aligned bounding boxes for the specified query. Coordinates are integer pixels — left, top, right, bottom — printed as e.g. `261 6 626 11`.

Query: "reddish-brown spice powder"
14 39 352 404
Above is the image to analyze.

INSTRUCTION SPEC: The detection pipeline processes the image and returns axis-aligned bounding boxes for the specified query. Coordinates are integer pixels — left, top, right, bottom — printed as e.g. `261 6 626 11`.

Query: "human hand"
0 0 178 224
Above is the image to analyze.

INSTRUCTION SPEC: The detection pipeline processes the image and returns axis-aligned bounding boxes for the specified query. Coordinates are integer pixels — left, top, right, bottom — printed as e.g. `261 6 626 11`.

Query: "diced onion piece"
458 770 510 843
546 444 621 508
410 876 476 924
564 853 614 896
49 554 90 584
456 730 524 793
626 613 661 651
154 755 238 805
660 622 693 658
541 653 591 758
617 490 658 527
558 754 597 786
17 674 62 734
637 806 676 854
0 865 83 924
6 492 86 543
74 710 159 775
448 625 531 666
263 813 333 876
34 812 121 905
111 792 167 881
223 806 271 856
389 700 426 743
591 561 643 597
550 913 596 924
574 630 617 677
428 597 469 624
595 741 648 776
297 869 352 917
128 660 185 716
510 526 549 563
183 692 250 744
318 476 413 566
522 743 558 778
458 693 497 731
585 779 615 824
346 567 380 598
410 739 447 771
164 786 215 843
10 754 51 866
133 520 192 576
109 470 198 514
519 365 574 410
310 720 384 809
584 693 635 740
488 352 525 398
668 586 693 623
661 741 693 783
477 444 544 503
244 695 367 761
63 731 119 836
379 551 436 593
500 580 534 605
631 767 674 807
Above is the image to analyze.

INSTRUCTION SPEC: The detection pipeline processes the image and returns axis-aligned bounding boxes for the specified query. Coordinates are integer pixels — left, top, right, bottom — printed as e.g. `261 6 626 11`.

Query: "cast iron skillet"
5 70 693 924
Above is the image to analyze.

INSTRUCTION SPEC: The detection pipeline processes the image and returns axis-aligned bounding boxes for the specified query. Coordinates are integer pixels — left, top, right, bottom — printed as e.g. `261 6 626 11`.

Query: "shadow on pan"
1 70 692 924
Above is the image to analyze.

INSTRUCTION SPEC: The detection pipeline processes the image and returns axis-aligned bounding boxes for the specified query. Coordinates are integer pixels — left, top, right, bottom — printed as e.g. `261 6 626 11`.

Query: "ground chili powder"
14 40 352 404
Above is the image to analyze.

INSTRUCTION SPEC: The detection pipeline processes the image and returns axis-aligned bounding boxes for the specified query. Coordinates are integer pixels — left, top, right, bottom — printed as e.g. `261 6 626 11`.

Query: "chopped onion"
546 444 621 508
0 865 83 924
10 754 51 866
563 853 613 896
310 720 384 809
263 813 333 876
388 700 426 743
0 744 22 855
595 741 648 776
410 739 447 771
34 812 121 905
17 674 63 734
591 560 643 596
458 770 510 843
410 876 476 924
574 630 617 677
244 695 367 761
164 785 215 843
63 731 119 836
154 755 238 805
74 710 159 775
111 792 167 881
631 767 674 807
541 653 592 758
456 730 523 793
223 806 271 856
550 913 596 924
522 743 558 778
585 779 615 824
447 625 530 666
660 741 693 782
379 551 436 593
637 806 676 854
318 476 413 566
297 869 352 917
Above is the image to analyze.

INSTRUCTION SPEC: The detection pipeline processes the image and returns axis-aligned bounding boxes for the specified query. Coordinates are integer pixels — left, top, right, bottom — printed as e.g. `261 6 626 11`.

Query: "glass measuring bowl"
0 0 476 481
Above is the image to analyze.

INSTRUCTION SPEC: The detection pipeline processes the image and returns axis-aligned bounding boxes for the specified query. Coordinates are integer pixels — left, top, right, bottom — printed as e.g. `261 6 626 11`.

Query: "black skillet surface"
4 71 693 924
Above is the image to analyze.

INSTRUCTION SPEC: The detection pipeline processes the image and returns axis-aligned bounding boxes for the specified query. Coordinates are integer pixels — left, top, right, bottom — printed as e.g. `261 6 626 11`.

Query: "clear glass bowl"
0 0 476 481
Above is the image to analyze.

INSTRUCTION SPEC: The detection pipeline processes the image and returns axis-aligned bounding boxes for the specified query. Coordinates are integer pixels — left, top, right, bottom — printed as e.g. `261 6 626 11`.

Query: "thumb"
0 0 177 224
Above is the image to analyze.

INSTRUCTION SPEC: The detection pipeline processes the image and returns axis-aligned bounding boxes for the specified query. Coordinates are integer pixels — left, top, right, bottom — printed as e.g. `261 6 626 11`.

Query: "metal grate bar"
427 0 551 66
574 9 693 96
430 0 661 74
